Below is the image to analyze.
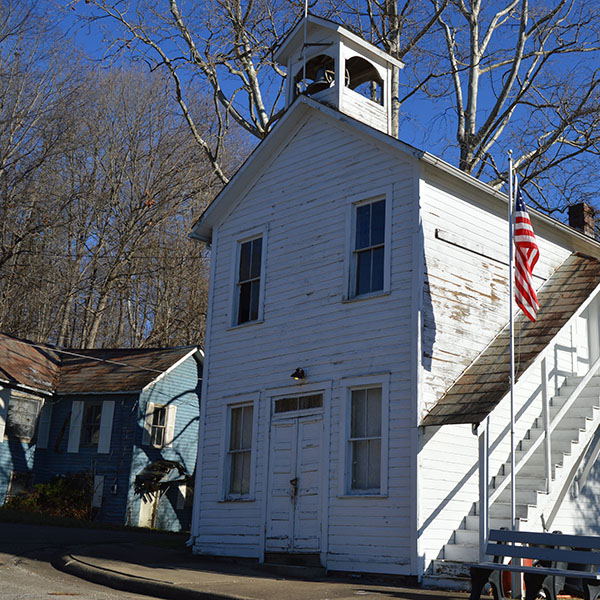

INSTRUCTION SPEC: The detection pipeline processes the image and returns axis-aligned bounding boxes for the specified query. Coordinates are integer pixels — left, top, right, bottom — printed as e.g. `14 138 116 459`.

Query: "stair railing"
489 352 600 507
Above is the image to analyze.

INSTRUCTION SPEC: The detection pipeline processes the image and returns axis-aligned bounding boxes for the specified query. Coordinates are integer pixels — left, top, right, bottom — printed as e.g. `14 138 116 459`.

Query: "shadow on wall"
421 246 436 373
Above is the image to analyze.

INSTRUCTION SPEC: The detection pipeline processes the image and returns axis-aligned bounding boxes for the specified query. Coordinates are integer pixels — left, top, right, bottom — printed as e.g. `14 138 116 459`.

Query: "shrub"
5 472 94 520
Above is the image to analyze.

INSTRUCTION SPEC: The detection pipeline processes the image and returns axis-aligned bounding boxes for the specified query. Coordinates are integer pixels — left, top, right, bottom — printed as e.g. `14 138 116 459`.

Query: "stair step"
454 529 479 545
465 515 513 530
444 543 479 562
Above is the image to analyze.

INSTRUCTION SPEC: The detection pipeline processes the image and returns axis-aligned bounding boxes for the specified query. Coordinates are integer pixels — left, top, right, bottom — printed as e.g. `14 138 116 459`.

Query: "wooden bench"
469 529 600 600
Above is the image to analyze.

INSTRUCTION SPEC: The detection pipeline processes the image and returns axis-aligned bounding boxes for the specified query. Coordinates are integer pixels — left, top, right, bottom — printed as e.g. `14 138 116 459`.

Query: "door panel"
266 414 322 553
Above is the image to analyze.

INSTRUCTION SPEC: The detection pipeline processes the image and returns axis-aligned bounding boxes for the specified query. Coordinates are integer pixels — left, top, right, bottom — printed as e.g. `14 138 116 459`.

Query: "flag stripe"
513 177 539 322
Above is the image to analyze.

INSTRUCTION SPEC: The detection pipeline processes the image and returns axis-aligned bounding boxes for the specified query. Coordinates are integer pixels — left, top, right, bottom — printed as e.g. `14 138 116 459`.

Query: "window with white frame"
227 404 253 497
236 236 263 325
349 386 382 492
142 402 176 449
352 198 386 297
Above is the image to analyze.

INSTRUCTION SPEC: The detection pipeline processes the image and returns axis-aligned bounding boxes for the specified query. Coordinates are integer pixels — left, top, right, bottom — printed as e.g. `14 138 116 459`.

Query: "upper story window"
237 236 263 325
354 198 385 296
142 402 177 449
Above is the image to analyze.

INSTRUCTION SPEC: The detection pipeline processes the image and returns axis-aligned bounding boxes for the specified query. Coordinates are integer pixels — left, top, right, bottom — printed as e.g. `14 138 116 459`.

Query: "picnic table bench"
470 529 600 600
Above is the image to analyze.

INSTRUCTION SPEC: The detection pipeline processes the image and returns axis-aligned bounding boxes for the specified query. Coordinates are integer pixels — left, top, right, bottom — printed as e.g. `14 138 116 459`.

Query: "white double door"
266 414 323 553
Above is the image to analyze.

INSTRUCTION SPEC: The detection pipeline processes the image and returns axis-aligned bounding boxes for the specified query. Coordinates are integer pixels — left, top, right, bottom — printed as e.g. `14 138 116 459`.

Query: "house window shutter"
36 401 53 449
67 400 84 453
97 401 115 454
92 475 104 507
165 405 177 448
0 389 9 443
142 402 154 446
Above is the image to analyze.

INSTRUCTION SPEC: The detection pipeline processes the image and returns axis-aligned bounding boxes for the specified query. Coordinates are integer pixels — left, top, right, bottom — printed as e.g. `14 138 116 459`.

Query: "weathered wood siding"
417 164 576 568
33 393 137 523
128 355 201 532
0 387 39 503
194 112 419 573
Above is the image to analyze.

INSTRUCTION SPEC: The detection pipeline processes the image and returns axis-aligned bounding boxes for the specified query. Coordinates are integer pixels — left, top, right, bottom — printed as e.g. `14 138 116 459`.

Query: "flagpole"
508 154 516 534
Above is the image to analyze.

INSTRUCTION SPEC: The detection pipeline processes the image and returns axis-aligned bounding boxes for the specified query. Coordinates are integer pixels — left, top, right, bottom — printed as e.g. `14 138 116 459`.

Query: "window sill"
227 319 264 332
219 497 255 503
342 290 391 304
337 493 388 499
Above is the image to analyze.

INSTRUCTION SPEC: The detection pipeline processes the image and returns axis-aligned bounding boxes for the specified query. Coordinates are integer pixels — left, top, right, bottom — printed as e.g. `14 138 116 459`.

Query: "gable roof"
55 346 201 395
421 253 600 427
190 95 600 255
0 333 201 396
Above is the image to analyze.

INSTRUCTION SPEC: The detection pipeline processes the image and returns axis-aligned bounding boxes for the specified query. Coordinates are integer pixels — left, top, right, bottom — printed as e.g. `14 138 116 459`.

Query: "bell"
306 67 332 95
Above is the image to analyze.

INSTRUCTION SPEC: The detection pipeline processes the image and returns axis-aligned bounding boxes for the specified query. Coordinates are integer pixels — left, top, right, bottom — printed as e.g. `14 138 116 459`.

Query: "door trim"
261 380 332 562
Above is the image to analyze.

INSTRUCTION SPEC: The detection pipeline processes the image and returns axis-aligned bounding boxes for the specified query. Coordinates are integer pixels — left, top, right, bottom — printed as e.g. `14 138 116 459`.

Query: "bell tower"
274 15 404 136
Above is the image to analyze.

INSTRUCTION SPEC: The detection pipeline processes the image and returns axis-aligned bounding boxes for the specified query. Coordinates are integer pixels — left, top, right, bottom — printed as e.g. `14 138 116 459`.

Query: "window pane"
230 407 242 451
241 450 251 494
241 406 253 449
366 388 382 437
249 280 260 321
371 246 384 292
83 404 102 446
352 440 369 489
355 204 371 249
238 282 251 324
371 200 385 246
351 389 366 438
250 238 262 278
356 250 372 296
239 241 251 281
367 439 381 489
300 394 323 410
152 406 166 427
230 452 243 494
275 397 299 413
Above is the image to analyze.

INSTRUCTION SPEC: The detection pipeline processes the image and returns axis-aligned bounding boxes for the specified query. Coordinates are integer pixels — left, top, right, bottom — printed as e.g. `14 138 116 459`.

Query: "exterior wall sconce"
291 368 305 380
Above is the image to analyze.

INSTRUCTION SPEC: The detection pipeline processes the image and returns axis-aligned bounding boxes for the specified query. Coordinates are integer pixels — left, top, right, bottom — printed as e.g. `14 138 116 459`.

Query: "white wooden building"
189 15 600 584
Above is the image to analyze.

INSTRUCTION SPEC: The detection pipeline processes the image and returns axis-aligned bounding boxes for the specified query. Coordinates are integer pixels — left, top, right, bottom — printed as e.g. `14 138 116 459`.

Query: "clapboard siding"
128 355 201 532
194 113 418 570
416 163 576 570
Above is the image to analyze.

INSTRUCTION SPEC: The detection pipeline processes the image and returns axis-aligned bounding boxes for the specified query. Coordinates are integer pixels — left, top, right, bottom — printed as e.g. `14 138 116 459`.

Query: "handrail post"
541 358 552 494
479 417 490 562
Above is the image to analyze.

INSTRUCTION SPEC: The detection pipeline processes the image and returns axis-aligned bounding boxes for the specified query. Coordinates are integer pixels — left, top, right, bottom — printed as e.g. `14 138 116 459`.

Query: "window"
353 199 385 296
274 394 323 414
227 404 254 497
349 387 382 492
150 404 167 447
67 400 115 454
81 402 103 447
142 402 177 449
236 236 263 325
5 394 41 442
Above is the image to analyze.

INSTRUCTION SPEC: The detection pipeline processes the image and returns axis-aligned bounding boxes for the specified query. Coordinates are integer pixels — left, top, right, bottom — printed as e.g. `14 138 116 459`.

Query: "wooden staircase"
428 373 600 585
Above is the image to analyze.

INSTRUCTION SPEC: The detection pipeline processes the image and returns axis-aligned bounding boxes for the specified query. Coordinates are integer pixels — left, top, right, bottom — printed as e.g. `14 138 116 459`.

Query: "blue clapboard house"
0 333 202 531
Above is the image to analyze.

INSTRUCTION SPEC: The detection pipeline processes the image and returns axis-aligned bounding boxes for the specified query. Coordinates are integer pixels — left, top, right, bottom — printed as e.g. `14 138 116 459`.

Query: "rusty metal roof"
421 253 600 427
0 333 200 395
0 334 59 393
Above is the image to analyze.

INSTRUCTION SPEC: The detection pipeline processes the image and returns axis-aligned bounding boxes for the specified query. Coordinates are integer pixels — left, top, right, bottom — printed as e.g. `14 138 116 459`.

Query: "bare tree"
428 0 600 210
71 0 600 213
70 0 294 186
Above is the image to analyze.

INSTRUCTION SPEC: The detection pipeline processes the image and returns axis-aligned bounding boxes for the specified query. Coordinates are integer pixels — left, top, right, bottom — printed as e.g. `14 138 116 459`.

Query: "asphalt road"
0 521 183 600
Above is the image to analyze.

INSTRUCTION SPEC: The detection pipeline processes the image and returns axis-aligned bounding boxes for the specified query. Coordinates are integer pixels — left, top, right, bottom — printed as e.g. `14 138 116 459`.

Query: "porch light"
291 368 305 380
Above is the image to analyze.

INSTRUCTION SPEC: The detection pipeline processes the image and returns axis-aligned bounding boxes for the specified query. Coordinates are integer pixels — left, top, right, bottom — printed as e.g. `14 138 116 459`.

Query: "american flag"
513 177 539 322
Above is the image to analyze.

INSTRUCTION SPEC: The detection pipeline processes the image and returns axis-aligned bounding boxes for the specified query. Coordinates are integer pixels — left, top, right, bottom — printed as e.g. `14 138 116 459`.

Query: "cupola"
274 15 404 136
